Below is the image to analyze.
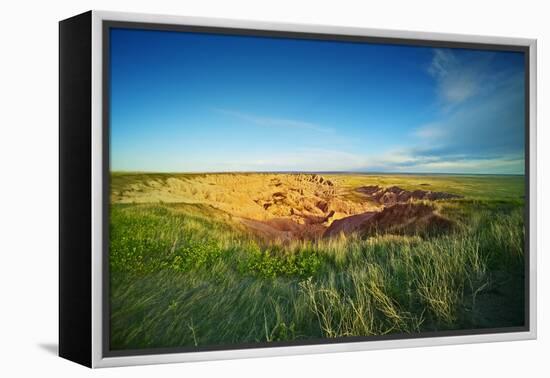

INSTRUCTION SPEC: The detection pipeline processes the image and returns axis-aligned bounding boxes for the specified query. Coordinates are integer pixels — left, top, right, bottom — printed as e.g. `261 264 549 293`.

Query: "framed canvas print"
59 10 537 368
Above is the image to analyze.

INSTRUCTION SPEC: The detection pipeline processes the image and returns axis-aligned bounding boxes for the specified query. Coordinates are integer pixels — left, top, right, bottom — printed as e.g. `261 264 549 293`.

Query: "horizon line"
110 169 525 176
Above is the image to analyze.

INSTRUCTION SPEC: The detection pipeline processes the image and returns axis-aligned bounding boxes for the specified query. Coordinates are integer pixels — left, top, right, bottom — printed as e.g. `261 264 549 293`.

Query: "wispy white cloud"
414 68 524 154
215 109 334 133
365 147 524 174
402 50 526 174
414 122 447 140
221 148 367 172
428 49 485 106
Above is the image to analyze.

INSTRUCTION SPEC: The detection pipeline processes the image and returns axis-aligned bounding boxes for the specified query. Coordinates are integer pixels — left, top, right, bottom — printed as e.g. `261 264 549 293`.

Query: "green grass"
109 174 526 350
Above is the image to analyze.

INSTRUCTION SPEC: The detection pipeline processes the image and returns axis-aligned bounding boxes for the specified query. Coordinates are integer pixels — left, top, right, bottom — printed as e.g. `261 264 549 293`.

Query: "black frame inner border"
102 19 531 358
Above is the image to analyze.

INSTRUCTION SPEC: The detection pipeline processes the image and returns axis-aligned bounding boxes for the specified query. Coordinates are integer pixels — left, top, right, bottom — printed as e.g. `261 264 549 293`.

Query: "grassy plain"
109 173 525 350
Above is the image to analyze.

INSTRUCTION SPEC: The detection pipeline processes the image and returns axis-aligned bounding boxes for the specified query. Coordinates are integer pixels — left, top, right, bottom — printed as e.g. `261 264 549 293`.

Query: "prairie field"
109 172 525 350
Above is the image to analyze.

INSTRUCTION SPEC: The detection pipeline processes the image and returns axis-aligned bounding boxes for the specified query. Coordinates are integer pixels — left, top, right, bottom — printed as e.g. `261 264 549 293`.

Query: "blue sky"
110 28 525 174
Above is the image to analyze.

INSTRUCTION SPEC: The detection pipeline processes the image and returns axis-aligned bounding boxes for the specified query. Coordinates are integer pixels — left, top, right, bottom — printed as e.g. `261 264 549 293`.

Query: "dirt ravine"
113 173 459 242
356 185 462 206
323 203 453 238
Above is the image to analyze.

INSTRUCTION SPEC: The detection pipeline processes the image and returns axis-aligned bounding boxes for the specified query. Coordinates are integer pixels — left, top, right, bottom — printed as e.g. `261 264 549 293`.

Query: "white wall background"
0 0 547 376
